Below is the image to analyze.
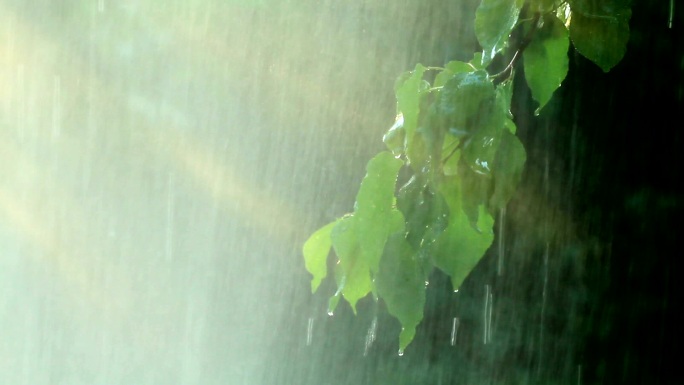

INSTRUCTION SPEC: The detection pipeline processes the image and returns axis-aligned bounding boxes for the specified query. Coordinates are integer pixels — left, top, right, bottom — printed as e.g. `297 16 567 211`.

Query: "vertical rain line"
363 316 378 356
166 172 176 261
450 317 460 346
669 0 674 28
52 75 62 139
577 364 582 385
487 290 493 343
98 0 105 13
538 243 549 376
483 284 491 344
306 317 314 346
497 207 506 276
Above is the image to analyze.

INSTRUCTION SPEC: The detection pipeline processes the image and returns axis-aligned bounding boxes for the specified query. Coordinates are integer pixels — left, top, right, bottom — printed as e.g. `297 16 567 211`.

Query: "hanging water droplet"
327 310 334 317
454 289 459 293
398 349 404 357
424 280 429 286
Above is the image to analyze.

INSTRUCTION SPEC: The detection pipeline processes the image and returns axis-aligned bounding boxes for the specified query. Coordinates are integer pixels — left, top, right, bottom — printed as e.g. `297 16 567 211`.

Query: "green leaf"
490 130 526 210
470 52 491 70
303 219 340 293
523 15 569 114
383 114 406 157
355 152 405 273
437 70 496 137
375 233 426 352
475 0 524 62
442 135 461 176
568 0 631 72
330 216 370 313
495 79 514 120
457 158 491 226
397 177 450 251
432 175 495 290
434 60 474 88
396 64 427 154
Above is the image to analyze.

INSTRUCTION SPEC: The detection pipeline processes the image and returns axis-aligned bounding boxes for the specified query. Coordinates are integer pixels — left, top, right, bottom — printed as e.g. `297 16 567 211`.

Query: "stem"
491 12 542 84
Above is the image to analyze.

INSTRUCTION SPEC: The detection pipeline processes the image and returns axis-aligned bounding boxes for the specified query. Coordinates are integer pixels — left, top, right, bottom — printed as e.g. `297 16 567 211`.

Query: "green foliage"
523 15 569 114
569 0 631 72
304 0 631 353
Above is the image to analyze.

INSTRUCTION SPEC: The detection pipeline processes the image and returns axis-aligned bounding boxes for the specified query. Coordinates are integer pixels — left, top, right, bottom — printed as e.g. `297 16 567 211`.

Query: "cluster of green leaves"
304 0 630 353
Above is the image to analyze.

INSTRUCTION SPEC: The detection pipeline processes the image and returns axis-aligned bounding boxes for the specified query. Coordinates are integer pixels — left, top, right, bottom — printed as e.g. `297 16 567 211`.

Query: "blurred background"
0 0 682 384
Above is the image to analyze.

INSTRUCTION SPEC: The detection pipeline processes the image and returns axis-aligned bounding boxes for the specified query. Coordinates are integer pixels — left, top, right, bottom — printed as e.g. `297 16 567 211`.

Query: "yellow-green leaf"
303 219 340 292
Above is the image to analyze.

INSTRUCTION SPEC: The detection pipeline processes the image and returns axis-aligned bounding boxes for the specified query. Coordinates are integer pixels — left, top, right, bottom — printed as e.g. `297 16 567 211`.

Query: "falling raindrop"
538 243 550 374
483 284 493 344
577 364 582 385
363 316 377 356
668 0 674 28
306 317 314 346
450 317 460 346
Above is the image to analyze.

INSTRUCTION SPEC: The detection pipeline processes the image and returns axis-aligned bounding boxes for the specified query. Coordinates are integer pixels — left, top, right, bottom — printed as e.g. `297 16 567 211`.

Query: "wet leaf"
395 64 427 156
397 177 450 251
355 152 405 273
432 174 495 290
457 158 491 226
442 135 461 176
437 71 496 136
330 216 370 313
434 60 474 88
475 0 524 62
303 219 340 293
375 233 426 352
569 0 631 72
383 114 406 156
490 131 526 210
495 79 514 120
523 15 569 113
